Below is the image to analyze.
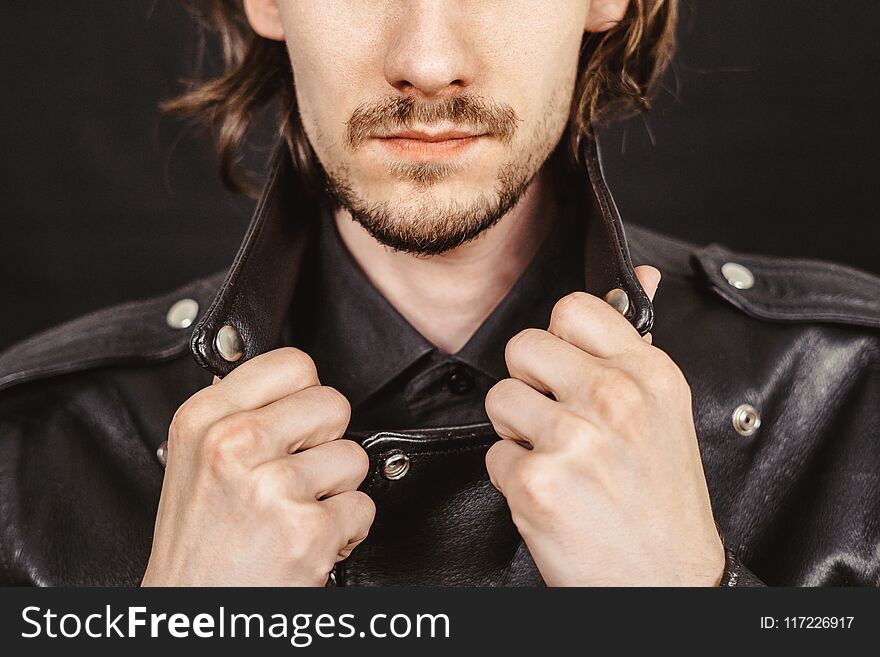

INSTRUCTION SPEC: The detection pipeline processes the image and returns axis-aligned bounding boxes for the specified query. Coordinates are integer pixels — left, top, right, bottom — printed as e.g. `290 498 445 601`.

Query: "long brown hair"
165 0 678 196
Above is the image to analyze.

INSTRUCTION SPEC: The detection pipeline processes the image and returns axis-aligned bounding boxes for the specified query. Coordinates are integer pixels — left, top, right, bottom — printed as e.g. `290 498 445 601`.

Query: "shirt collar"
293 211 435 409
293 196 585 409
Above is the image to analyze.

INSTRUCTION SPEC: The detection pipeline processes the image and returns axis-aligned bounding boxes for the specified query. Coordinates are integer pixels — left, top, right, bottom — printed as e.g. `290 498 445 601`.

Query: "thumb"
634 265 661 302
634 265 661 345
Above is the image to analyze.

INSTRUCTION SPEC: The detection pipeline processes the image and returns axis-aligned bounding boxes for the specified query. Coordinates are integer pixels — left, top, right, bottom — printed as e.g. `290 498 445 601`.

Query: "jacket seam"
0 341 192 396
709 284 880 329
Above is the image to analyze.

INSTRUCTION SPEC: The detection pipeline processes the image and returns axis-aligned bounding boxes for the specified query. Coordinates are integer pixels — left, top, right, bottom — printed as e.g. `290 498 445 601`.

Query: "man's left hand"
484 266 725 586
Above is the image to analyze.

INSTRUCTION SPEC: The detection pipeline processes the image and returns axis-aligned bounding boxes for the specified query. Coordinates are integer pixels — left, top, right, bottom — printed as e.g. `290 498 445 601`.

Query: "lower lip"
374 135 485 160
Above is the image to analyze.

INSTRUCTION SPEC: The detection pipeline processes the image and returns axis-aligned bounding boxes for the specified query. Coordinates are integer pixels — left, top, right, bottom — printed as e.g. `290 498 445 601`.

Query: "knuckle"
287 503 330 557
289 502 325 539
301 501 331 534
592 370 643 423
651 350 689 392
505 328 542 363
319 386 352 426
549 292 589 332
515 457 558 510
484 378 516 416
313 561 335 585
245 465 289 510
339 441 370 483
484 441 502 475
201 415 256 470
554 412 610 469
276 347 319 385
169 393 211 441
351 492 377 534
485 442 515 492
553 409 595 449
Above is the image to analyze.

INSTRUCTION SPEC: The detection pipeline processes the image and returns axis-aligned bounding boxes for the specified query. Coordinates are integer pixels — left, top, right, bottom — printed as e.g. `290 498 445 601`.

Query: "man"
0 0 877 587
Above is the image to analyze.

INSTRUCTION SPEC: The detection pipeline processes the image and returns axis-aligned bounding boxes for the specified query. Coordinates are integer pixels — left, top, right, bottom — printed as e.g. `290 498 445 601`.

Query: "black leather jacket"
1 141 878 587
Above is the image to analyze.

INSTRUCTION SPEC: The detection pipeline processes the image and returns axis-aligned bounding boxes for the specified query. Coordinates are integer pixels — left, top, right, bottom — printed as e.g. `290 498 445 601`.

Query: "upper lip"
377 129 484 142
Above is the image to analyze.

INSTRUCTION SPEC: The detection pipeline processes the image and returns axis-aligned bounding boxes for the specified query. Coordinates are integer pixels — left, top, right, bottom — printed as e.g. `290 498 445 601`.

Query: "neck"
334 168 558 354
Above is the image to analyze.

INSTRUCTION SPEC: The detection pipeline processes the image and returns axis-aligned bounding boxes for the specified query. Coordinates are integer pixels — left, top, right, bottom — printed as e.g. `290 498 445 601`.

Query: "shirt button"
446 367 474 395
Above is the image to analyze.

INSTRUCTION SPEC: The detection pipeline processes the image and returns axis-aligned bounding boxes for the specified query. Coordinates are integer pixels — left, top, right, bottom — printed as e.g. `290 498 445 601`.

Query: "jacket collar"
191 138 653 378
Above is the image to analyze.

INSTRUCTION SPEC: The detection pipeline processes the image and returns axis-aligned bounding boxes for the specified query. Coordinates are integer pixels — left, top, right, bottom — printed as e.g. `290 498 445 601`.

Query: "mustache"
346 95 520 149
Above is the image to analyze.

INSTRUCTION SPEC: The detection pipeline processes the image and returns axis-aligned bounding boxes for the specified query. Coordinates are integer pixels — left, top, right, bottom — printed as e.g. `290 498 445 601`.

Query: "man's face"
252 1 602 254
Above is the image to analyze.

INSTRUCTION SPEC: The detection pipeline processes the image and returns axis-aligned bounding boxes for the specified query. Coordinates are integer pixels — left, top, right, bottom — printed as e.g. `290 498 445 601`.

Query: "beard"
324 158 535 256
319 92 569 256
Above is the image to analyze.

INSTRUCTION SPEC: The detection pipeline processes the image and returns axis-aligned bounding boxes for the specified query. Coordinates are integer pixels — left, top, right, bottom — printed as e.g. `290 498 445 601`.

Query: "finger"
634 265 661 302
285 439 370 499
485 377 564 449
172 384 349 470
484 438 527 494
180 348 322 431
547 291 645 359
634 266 660 345
504 328 606 402
212 347 321 411
321 490 376 552
249 385 351 456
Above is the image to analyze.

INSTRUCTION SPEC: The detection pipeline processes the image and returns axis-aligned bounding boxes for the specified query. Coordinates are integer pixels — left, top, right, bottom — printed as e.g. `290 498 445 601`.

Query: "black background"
1 587 877 653
1 1 878 351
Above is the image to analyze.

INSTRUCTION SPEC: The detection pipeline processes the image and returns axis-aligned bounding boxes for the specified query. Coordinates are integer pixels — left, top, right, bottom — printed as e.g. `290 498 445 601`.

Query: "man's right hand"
141 348 374 586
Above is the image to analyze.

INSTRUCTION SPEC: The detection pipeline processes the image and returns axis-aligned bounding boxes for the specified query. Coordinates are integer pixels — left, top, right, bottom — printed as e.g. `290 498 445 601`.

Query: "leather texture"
343 424 543 586
190 148 318 379
0 140 878 587
695 243 880 329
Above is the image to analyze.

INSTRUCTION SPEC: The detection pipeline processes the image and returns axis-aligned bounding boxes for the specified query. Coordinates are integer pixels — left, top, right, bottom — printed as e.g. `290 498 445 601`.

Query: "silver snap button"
156 440 168 467
603 288 630 316
381 451 411 480
165 298 199 330
721 262 755 290
732 403 761 436
326 570 337 587
215 325 244 362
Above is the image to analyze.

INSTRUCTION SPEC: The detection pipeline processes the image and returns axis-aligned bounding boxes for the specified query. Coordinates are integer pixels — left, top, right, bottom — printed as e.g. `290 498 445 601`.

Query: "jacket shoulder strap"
0 273 224 394
692 243 880 330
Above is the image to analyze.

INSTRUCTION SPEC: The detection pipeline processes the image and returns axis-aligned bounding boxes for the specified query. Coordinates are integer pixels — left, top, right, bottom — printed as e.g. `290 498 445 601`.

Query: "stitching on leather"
709 284 880 327
411 444 496 457
0 341 192 394
0 277 211 363
702 247 880 286
745 292 878 311
745 265 879 284
699 251 880 325
713 285 879 324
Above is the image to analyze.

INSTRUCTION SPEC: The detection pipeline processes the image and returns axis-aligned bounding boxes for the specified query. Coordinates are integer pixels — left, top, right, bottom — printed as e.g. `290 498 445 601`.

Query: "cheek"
278 9 381 157
485 17 584 143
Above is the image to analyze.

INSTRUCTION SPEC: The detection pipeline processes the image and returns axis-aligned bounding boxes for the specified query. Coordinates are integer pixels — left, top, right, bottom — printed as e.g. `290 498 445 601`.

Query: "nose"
383 0 476 98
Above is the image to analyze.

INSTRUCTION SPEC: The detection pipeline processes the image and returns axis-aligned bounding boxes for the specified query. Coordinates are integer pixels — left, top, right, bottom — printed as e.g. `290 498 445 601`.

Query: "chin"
362 164 506 205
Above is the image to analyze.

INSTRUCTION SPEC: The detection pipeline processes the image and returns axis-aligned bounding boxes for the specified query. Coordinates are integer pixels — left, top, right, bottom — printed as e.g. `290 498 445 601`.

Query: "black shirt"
288 193 585 432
